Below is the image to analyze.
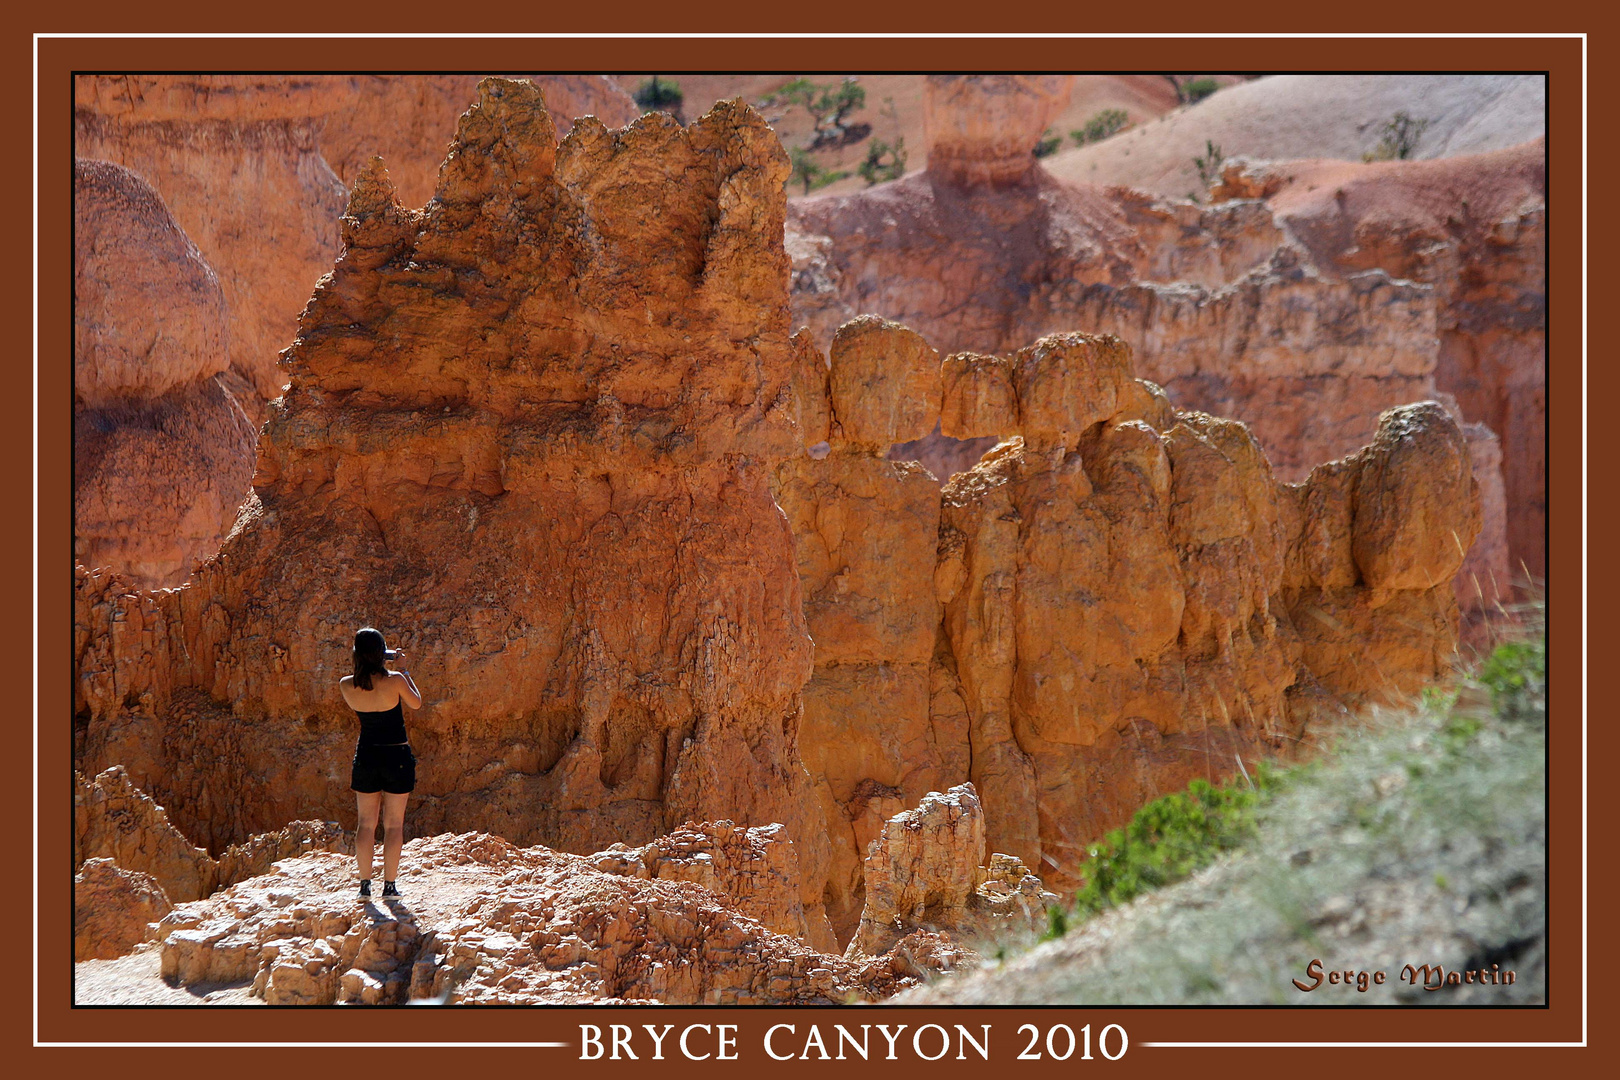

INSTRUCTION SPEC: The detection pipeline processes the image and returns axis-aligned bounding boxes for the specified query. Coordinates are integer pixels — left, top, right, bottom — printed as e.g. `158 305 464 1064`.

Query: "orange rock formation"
74 159 257 588
591 819 826 949
75 76 350 406
1220 146 1545 581
75 80 834 942
318 75 639 210
76 765 219 903
924 75 1074 188
75 859 172 961
780 326 1480 897
75 74 642 416
774 317 955 937
76 766 349 905
847 784 1056 957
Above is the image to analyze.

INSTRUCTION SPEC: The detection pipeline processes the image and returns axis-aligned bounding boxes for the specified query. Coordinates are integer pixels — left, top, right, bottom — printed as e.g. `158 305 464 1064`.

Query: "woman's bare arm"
393 668 423 709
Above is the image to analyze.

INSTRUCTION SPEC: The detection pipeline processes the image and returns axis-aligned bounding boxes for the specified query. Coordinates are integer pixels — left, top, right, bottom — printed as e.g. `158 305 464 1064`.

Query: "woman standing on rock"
339 627 422 899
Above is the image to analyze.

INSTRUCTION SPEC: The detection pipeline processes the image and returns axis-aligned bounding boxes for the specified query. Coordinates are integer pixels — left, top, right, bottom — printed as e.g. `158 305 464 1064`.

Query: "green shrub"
857 136 907 185
1363 111 1430 162
1183 77 1219 103
1070 762 1290 922
763 77 866 147
1033 128 1061 158
1162 75 1220 105
1071 108 1130 146
788 146 848 196
1477 635 1546 723
632 76 683 112
1192 139 1225 189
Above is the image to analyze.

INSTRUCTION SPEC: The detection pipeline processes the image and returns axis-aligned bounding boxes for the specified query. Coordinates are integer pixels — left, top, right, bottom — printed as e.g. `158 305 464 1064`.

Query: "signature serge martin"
1293 957 1518 993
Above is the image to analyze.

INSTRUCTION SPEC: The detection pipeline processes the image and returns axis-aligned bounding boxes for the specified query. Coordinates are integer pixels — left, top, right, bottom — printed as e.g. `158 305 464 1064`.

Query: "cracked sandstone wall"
74 79 834 947
1216 145 1545 581
773 317 958 940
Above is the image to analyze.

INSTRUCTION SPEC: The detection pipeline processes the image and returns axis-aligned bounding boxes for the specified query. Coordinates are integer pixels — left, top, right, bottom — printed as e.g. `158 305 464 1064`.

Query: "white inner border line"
1146 1042 1587 1049
45 1042 573 1048
34 31 1581 1049
38 30 1594 38
1146 1043 1587 1048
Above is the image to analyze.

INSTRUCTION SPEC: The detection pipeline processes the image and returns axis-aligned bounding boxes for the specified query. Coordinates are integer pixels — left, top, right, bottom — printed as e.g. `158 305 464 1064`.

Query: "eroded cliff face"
786 77 1539 580
788 175 1440 488
75 766 350 905
74 80 832 941
773 318 958 938
74 159 257 588
781 326 1480 897
1221 144 1545 581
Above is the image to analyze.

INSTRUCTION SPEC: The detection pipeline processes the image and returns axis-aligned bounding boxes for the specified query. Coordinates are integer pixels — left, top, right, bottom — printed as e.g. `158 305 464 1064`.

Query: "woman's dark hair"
353 627 389 691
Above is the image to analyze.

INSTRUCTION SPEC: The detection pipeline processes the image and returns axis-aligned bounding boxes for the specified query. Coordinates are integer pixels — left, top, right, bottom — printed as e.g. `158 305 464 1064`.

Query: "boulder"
75 75 349 405
73 159 256 588
848 784 1056 957
75 858 172 960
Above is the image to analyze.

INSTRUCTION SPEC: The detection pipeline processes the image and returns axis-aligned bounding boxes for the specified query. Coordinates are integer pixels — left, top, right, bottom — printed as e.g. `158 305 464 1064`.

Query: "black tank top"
354 699 408 747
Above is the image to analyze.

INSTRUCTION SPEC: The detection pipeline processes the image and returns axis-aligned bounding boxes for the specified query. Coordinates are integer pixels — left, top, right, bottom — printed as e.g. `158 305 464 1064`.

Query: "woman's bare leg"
355 791 382 882
380 792 409 882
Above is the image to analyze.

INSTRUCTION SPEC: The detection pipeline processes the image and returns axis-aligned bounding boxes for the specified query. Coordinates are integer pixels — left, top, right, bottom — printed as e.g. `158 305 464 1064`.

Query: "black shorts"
351 744 416 795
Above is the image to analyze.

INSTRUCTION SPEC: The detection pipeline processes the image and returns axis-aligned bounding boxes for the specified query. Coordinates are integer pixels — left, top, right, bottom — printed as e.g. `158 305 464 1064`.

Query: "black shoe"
382 881 399 897
358 879 372 898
